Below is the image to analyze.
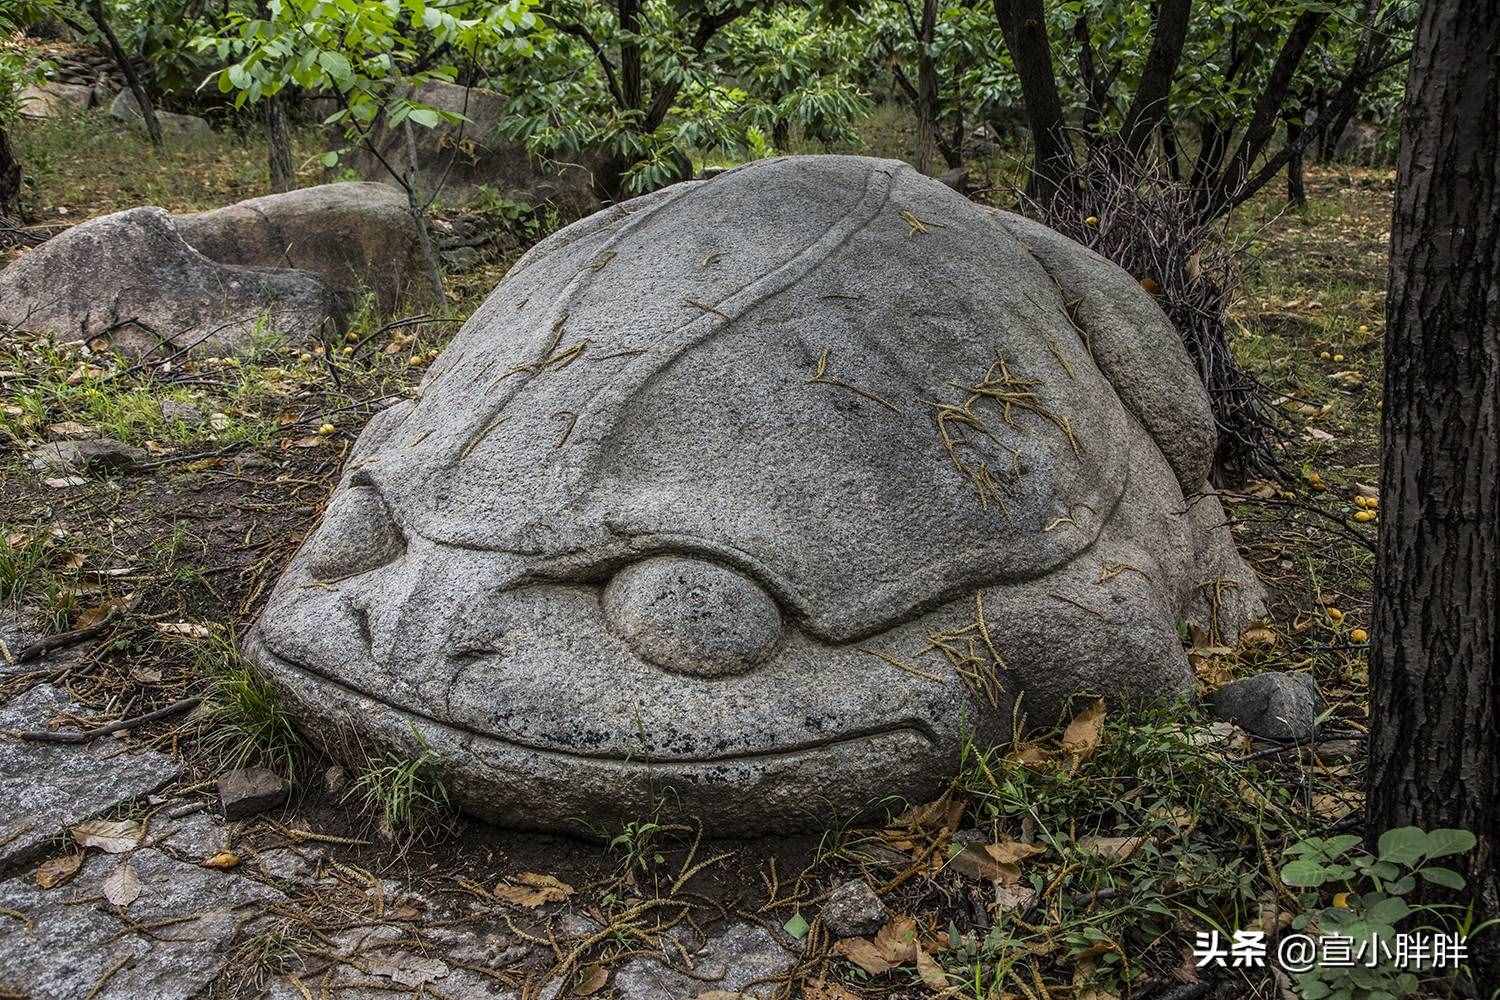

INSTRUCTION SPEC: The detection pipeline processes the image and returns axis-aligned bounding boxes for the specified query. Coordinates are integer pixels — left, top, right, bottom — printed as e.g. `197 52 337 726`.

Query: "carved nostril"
603 556 782 677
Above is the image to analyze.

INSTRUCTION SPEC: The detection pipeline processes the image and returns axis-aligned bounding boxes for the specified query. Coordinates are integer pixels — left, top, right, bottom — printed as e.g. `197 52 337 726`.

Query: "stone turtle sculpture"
247 155 1264 835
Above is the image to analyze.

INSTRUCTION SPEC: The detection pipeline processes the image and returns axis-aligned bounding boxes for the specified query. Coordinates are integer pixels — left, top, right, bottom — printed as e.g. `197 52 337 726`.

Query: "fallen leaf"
71 819 142 854
291 435 326 449
1077 836 1144 862
801 982 861 1000
102 860 142 908
993 882 1036 914
34 853 83 889
492 872 574 908
1062 698 1106 767
985 839 1045 865
575 965 610 996
44 477 88 489
201 851 240 870
832 937 894 975
948 845 1017 884
47 421 93 438
872 915 919 964
915 946 947 989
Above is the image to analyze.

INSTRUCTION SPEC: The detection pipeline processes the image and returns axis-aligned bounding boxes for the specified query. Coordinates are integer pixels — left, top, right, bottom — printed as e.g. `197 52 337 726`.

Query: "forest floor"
2 109 1454 1000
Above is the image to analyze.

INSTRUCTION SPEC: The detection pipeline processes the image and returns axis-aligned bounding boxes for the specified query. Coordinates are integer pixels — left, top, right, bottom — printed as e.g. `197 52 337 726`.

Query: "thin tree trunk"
1367 0 1500 988
0 124 20 216
1286 116 1306 208
915 0 939 174
1160 118 1182 183
1118 0 1193 161
267 96 294 194
86 0 162 148
993 0 1074 200
402 122 444 304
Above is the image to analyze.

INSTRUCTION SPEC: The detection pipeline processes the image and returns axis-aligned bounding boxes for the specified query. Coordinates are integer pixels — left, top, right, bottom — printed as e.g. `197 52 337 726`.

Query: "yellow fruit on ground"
1085 215 1099 226
1320 351 1332 360
298 353 313 364
1354 496 1369 509
318 423 335 435
1333 353 1345 362
1350 628 1369 643
409 355 425 366
1327 607 1345 623
1353 510 1377 523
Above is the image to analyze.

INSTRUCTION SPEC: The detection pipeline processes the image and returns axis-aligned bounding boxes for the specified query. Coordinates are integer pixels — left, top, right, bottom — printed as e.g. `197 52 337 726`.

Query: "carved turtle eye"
304 475 406 583
602 555 782 677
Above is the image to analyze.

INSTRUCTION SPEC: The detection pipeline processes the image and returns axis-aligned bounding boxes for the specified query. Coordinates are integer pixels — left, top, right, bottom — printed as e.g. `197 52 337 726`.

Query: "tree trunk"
267 95 295 194
0 124 20 216
915 0 939 174
1286 116 1306 208
87 0 163 148
1118 0 1193 161
1367 0 1500 988
993 0 1074 200
401 122 445 304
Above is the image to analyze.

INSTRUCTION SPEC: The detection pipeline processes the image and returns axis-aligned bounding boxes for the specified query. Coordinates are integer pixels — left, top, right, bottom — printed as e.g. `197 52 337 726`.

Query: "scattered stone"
159 399 206 425
610 921 795 999
1210 671 1325 741
247 154 1265 835
108 89 213 141
175 183 435 314
349 80 594 211
27 437 147 473
254 847 317 882
819 879 887 938
217 767 287 819
0 685 182 870
17 82 97 119
150 808 224 858
0 207 341 359
0 846 284 999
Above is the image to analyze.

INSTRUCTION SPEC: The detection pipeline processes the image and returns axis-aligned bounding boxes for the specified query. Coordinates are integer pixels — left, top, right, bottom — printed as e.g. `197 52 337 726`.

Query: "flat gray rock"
17 82 97 119
0 846 284 1000
247 155 1265 835
0 207 341 358
1210 671 1324 741
108 89 212 140
609 920 795 999
0 685 182 870
176 182 434 313
820 879 886 938
27 437 147 473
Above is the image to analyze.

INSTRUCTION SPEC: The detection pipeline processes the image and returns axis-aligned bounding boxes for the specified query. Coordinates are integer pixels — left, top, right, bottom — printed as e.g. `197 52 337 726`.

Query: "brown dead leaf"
71 819 142 854
574 964 609 996
201 851 240 870
802 981 861 1000
832 937 894 975
873 915 919 964
948 845 1018 885
493 872 574 909
1077 836 1144 862
102 860 142 908
993 882 1037 914
915 946 947 990
1062 698 1106 766
34 853 83 889
985 839 1045 865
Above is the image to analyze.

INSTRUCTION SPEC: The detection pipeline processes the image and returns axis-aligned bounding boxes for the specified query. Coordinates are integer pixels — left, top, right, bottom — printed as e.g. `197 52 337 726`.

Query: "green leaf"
783 912 808 939
1280 858 1328 888
1377 826 1428 865
1366 895 1409 924
1419 866 1466 890
407 107 441 128
1424 828 1476 859
321 151 339 167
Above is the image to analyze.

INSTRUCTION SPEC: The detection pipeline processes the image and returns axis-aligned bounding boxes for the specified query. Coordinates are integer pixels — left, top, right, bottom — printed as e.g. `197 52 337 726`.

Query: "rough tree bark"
1367 0 1500 987
267 96 294 193
0 124 20 215
992 0 1074 198
86 0 163 148
1118 0 1193 160
915 0 939 174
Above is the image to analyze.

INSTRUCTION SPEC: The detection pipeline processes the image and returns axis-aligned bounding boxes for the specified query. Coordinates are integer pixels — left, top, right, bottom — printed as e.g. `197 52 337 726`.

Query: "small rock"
442 245 482 270
217 767 287 819
159 400 205 425
1210 671 1325 741
108 89 213 140
819 879 886 938
323 764 348 796
28 438 147 473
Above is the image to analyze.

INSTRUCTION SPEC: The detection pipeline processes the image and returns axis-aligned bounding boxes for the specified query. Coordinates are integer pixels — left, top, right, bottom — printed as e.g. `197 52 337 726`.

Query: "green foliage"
199 0 540 169
196 631 304 776
347 730 452 836
1280 827 1476 1000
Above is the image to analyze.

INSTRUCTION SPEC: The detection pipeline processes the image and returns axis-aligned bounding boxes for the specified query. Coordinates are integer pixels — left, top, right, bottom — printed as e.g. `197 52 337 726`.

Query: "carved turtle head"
247 156 1259 835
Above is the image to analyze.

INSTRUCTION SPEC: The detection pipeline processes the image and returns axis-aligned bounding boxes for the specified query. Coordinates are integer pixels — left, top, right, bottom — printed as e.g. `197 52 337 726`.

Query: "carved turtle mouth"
250 637 940 766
